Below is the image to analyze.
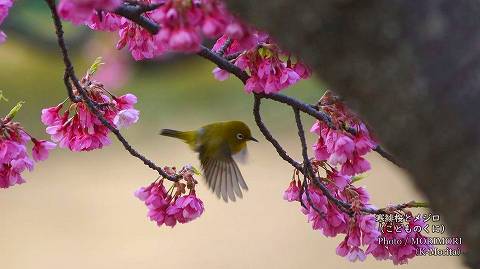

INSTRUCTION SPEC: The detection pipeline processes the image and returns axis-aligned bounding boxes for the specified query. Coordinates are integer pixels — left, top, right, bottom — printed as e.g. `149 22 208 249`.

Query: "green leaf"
5 101 25 120
351 175 366 183
87 57 104 77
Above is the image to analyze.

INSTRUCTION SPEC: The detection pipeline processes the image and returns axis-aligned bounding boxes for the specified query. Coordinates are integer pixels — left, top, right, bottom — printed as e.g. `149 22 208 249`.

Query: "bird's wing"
200 154 249 202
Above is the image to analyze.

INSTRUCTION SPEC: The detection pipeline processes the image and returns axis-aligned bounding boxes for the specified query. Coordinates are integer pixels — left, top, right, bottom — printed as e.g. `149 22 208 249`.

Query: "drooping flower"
32 140 56 162
311 91 377 177
135 165 204 228
212 33 310 93
1 101 56 188
42 61 139 152
113 108 139 128
283 180 301 202
168 192 204 223
88 11 122 31
116 15 165 61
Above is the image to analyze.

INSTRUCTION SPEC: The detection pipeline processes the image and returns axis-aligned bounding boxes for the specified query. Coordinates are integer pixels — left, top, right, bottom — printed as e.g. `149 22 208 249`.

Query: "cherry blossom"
58 0 121 25
42 61 140 151
0 0 13 44
135 165 204 228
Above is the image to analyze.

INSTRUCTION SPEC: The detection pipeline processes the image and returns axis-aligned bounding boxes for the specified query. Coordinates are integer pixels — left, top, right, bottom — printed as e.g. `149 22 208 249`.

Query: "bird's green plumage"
159 121 257 202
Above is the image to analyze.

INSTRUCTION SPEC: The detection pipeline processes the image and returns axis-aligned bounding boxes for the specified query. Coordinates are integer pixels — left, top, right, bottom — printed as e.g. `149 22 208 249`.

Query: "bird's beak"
248 136 259 142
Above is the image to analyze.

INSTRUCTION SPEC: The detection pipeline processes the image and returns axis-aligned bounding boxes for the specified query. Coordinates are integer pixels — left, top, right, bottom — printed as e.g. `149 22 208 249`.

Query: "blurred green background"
0 2 466 269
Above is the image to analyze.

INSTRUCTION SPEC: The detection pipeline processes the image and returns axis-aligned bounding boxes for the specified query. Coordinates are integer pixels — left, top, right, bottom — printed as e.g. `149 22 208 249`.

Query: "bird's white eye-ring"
236 133 244 140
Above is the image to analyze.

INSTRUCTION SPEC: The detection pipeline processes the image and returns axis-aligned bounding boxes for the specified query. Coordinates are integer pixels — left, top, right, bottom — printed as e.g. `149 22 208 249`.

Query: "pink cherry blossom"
347 247 367 262
336 238 350 257
1 110 55 188
42 68 139 152
135 166 205 228
88 11 122 31
0 0 13 44
212 33 310 93
212 67 230 81
117 17 164 61
169 192 204 223
310 92 377 177
113 108 139 128
58 0 121 25
32 140 56 162
283 180 301 202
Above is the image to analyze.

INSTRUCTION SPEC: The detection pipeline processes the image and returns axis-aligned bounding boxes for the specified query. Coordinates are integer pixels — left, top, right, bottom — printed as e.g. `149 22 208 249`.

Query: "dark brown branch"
45 0 178 182
113 2 161 34
293 108 353 215
253 95 302 171
196 45 398 166
217 37 232 56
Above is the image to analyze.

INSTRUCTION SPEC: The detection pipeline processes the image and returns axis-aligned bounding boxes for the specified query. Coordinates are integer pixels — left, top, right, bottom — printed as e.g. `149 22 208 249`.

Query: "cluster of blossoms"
135 165 205 227
0 0 13 44
212 32 312 93
0 100 56 188
283 161 432 264
58 0 122 26
57 0 311 94
283 91 430 264
58 0 232 60
42 59 140 151
310 90 377 176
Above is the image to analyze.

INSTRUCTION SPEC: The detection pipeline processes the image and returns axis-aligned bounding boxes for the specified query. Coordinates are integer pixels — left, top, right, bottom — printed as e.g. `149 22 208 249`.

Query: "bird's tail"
159 129 195 146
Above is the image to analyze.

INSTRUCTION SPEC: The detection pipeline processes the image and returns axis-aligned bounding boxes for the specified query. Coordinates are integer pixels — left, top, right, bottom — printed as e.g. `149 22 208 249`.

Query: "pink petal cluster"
283 179 301 202
336 214 381 262
0 0 13 44
135 166 204 228
32 140 56 161
1 119 56 188
311 91 376 176
42 78 139 152
365 218 433 264
213 33 311 93
116 16 165 61
58 0 122 26
154 0 229 53
115 0 231 59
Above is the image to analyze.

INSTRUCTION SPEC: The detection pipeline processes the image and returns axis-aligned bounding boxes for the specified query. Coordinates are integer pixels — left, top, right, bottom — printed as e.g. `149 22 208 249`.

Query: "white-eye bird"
160 120 258 202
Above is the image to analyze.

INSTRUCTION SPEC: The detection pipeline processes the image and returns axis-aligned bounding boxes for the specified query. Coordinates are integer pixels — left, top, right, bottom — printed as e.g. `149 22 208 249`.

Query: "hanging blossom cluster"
58 0 230 60
283 91 431 264
284 160 432 265
311 90 377 176
41 59 140 151
0 0 13 44
0 100 56 188
57 0 311 94
213 32 312 94
135 165 205 227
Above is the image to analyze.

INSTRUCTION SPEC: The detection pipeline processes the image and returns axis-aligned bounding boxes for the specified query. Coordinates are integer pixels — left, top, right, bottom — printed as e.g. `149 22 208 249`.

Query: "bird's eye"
236 133 244 140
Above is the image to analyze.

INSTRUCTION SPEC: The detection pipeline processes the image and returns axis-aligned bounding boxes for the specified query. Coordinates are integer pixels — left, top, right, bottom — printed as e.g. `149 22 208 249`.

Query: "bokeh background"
0 2 467 269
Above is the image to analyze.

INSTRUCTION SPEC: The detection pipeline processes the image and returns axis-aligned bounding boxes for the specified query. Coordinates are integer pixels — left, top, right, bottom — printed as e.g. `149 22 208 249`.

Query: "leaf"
87 57 104 77
5 101 25 120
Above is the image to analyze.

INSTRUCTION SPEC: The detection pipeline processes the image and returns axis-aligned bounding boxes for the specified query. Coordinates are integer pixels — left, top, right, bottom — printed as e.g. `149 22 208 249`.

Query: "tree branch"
113 2 161 34
45 0 178 182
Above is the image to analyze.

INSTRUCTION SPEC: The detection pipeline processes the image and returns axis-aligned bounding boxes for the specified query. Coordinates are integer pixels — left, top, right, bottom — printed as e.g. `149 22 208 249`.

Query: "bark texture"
226 0 480 267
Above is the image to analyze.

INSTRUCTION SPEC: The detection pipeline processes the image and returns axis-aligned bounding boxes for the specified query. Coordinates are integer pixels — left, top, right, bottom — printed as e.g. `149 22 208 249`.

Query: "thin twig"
293 108 353 215
217 37 232 56
253 96 302 171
